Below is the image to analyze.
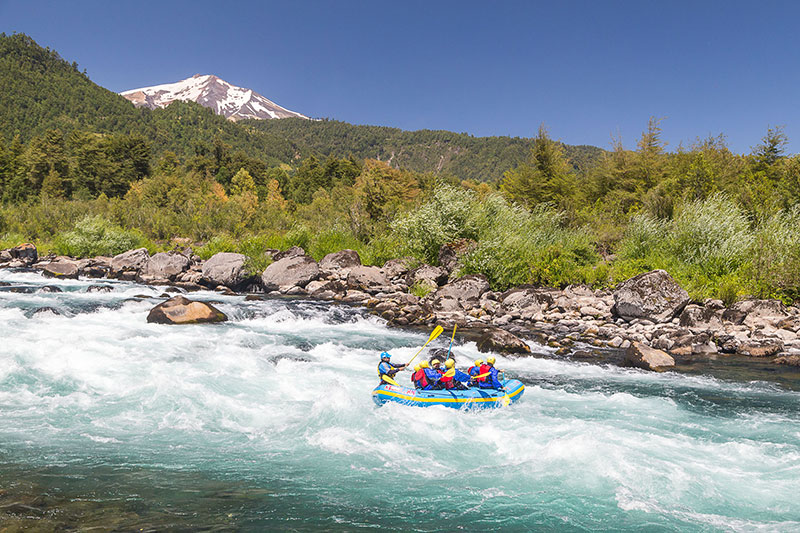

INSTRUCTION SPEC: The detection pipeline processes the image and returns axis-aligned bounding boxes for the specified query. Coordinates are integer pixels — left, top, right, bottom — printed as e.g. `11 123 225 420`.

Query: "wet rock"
272 246 306 261
305 279 345 297
261 255 319 292
110 248 149 277
736 340 784 357
30 306 61 317
86 284 113 293
612 270 689 323
774 355 800 366
347 265 390 292
476 326 531 355
201 252 256 291
42 260 79 279
342 290 370 303
319 249 361 272
624 341 675 371
139 252 190 283
146 295 227 324
572 350 603 360
77 257 112 278
37 285 62 293
8 242 38 265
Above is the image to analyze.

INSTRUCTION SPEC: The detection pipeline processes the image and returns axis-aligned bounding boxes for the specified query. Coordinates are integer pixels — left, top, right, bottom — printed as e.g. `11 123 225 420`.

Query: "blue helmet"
380 351 391 360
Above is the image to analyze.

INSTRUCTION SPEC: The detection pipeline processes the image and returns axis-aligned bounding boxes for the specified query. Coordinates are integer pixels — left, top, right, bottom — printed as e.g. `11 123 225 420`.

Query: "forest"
2 32 800 303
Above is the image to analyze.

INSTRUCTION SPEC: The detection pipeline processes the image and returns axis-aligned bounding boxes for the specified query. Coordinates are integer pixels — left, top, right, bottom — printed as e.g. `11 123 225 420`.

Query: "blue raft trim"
372 379 525 409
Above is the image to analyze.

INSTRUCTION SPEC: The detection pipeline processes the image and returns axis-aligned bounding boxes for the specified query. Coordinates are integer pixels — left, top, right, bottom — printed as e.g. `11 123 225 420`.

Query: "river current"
1 269 799 531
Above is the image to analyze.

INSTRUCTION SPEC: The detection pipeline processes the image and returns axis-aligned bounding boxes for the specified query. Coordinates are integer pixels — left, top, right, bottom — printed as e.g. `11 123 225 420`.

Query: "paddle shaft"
405 326 444 366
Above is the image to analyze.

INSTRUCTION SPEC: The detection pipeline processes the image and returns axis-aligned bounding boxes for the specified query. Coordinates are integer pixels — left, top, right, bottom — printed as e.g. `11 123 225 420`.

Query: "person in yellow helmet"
425 358 445 389
467 359 484 387
410 363 423 389
439 358 472 390
479 356 504 390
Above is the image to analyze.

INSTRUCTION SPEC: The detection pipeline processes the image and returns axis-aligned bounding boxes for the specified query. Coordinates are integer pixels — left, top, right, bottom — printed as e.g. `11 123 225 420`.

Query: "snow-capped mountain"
120 74 308 121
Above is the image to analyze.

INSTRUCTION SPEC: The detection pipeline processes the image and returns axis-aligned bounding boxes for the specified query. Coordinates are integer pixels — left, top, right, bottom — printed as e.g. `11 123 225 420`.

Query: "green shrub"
194 235 237 260
409 281 434 298
54 215 150 257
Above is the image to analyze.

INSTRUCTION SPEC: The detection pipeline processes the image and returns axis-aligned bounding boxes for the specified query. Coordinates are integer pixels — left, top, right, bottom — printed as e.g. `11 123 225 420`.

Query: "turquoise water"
1 269 799 531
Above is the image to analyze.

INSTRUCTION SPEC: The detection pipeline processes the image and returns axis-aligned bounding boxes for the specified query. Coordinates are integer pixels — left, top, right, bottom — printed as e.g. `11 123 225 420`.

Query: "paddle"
442 368 455 378
405 325 444 366
381 374 400 386
446 324 457 359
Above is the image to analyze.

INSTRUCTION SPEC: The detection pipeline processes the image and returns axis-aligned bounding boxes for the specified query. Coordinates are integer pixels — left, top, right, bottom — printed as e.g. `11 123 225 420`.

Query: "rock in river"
147 295 228 325
613 270 689 323
201 252 256 291
624 341 675 371
261 255 320 292
476 327 531 355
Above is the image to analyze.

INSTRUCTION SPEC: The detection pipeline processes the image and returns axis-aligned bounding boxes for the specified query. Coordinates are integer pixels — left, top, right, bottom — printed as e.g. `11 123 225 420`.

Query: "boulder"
146 295 227 325
30 306 61 317
736 341 783 357
722 299 788 329
36 285 62 293
201 252 256 291
86 284 113 293
624 342 675 371
139 252 190 283
347 265 390 291
774 355 800 367
406 265 448 290
77 257 112 278
679 304 724 331
438 239 477 273
261 255 320 291
476 327 531 355
381 257 414 279
41 260 79 279
8 243 38 266
499 287 554 319
272 246 306 261
612 270 689 323
425 275 490 314
319 249 361 272
111 248 150 277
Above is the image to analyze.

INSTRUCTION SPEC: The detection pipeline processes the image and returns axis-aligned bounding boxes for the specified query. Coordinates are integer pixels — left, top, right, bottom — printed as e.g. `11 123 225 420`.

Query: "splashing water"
1 269 799 531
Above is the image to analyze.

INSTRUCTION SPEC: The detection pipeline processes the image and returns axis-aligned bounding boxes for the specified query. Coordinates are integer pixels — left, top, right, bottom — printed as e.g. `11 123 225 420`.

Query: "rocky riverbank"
3 241 800 372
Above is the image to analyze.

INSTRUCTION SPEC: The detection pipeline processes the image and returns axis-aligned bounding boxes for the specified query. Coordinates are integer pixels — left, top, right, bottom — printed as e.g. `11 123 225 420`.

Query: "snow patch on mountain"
120 74 308 121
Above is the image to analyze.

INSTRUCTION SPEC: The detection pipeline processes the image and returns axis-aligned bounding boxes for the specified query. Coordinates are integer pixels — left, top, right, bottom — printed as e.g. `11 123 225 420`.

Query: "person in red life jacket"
410 363 423 389
478 356 504 390
440 359 471 390
426 359 445 389
468 359 484 387
414 360 434 390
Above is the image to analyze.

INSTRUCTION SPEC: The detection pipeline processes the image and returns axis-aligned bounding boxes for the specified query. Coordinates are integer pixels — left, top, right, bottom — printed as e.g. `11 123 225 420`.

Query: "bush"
194 235 237 260
54 216 150 257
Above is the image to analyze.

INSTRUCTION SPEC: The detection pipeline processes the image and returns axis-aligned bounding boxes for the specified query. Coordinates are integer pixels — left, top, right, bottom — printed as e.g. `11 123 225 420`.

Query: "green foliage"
409 281 434 298
54 215 150 257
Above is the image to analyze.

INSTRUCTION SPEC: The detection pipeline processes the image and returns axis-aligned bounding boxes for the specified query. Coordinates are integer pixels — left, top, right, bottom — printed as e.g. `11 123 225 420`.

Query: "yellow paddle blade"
405 325 445 366
450 324 457 344
472 372 490 379
429 325 444 342
381 374 400 386
443 368 455 378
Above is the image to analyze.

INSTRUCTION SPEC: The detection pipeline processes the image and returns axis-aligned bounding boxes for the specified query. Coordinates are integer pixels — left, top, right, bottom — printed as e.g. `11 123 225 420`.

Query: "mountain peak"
120 75 308 121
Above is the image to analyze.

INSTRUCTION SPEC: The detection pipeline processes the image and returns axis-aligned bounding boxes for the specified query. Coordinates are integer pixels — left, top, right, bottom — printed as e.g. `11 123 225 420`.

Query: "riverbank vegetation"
3 33 800 303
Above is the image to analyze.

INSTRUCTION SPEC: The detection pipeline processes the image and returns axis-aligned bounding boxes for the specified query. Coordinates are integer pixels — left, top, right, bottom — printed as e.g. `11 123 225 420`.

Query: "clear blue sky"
2 0 799 154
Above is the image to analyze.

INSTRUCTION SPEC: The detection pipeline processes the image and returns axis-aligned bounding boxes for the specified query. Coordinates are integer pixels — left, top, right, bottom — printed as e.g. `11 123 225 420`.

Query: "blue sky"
2 0 799 154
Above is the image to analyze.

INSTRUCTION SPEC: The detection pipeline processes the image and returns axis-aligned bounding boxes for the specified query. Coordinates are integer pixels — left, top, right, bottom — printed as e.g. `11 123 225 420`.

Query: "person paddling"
478 356 504 390
425 359 445 389
440 359 471 390
468 359 484 387
411 363 423 389
377 352 406 384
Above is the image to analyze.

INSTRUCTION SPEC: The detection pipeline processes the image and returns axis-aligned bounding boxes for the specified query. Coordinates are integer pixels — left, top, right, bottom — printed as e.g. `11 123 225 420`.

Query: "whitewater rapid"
1 269 799 531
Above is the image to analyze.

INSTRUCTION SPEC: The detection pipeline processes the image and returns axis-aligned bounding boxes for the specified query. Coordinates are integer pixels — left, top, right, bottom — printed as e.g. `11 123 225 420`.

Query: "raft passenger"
440 359 471 390
426 359 445 389
410 363 423 388
478 356 504 390
468 359 484 386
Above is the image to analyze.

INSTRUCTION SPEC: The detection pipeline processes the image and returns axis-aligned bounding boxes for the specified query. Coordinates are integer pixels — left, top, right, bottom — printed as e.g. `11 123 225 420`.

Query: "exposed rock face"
476 327 531 355
499 287 553 319
77 257 112 278
613 270 689 323
139 252 190 282
679 304 724 330
37 285 62 293
774 355 800 366
41 260 79 279
8 243 38 266
272 246 306 261
146 295 227 324
261 255 320 291
736 341 783 357
425 275 490 315
381 257 414 280
347 265 389 292
319 250 361 272
201 252 255 291
723 299 788 329
111 248 150 277
86 285 113 293
406 265 448 291
624 341 675 371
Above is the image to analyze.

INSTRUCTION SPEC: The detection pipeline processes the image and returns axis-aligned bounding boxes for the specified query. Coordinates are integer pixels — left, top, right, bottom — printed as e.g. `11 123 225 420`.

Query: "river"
1 269 799 531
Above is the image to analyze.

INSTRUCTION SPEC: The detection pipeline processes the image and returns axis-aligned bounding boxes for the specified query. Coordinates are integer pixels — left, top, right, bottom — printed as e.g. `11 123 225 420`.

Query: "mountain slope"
121 74 308 121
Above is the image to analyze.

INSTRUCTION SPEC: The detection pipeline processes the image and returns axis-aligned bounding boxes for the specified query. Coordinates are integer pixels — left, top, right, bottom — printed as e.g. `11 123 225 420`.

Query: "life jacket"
477 364 490 382
412 369 428 389
468 366 479 376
